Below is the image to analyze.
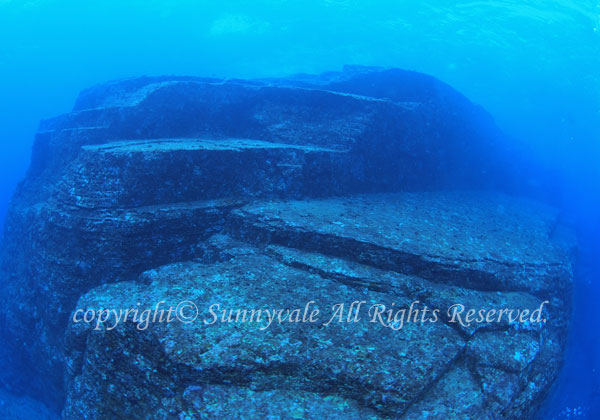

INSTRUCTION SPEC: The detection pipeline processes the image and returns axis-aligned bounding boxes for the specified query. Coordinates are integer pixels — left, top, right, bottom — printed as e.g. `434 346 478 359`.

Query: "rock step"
0 68 567 417
0 197 244 405
65 252 465 419
64 235 564 420
262 243 547 336
19 197 243 304
22 73 515 205
54 138 350 209
228 192 572 298
37 81 412 148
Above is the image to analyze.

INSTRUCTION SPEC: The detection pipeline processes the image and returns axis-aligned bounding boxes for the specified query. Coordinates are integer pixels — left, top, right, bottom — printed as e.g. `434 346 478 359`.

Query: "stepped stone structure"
0 66 573 419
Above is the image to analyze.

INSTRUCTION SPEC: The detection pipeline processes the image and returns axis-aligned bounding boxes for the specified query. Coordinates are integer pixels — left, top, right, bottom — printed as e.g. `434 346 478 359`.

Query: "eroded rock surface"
63 192 572 419
0 66 573 419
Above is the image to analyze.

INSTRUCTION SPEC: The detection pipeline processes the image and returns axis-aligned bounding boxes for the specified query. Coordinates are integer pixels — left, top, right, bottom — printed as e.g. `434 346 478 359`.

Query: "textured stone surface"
64 253 463 419
58 138 348 208
23 66 515 206
0 66 573 418
63 192 572 419
230 192 571 297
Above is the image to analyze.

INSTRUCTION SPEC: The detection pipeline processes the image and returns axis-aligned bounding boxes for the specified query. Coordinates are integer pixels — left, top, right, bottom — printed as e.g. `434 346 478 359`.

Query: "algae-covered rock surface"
0 66 573 419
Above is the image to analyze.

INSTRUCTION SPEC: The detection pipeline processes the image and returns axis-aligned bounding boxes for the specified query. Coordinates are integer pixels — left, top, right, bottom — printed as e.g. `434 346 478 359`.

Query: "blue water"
0 1 598 418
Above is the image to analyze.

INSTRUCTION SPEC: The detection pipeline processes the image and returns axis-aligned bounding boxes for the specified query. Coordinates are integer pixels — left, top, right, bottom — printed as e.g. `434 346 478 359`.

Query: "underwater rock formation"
0 66 572 419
